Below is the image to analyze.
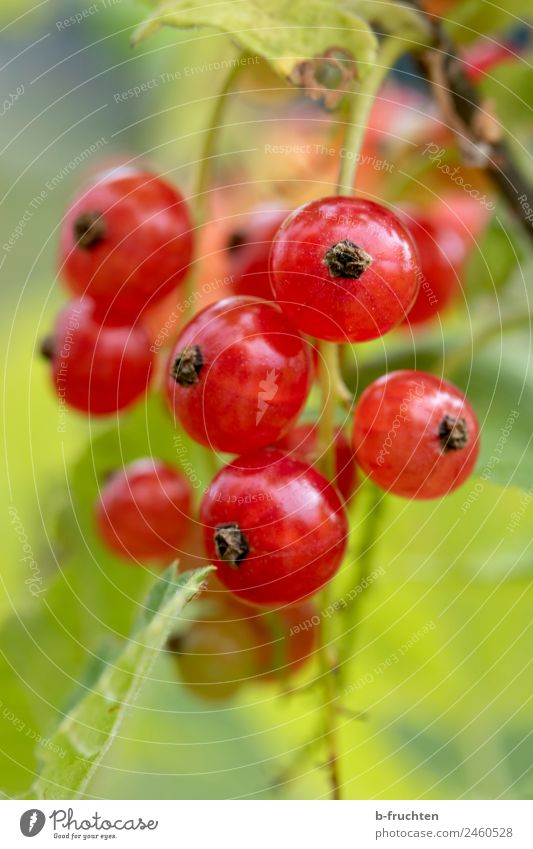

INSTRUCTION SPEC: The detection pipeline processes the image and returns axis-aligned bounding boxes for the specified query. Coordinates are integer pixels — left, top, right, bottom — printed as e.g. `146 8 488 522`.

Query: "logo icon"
256 369 280 425
20 810 46 837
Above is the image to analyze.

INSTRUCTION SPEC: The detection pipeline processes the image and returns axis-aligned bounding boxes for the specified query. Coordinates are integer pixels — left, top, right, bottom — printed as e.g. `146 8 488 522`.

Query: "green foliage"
134 0 378 81
447 0 533 45
345 0 430 41
30 566 212 799
464 214 525 298
480 53 533 137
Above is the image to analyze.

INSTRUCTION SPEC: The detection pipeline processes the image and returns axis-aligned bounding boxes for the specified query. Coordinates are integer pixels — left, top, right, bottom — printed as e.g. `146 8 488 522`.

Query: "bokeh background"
1 0 532 799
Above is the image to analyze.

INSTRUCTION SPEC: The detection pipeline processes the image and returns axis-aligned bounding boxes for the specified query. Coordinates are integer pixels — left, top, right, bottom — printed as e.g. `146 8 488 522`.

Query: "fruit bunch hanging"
41 3 500 724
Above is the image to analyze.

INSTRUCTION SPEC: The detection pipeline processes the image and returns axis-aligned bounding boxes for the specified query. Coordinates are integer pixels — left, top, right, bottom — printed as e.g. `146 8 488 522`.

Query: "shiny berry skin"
227 206 287 300
276 423 358 501
168 615 263 701
352 371 480 499
200 449 348 607
43 298 153 415
269 197 420 342
60 168 193 322
95 458 192 562
402 212 467 326
166 296 312 454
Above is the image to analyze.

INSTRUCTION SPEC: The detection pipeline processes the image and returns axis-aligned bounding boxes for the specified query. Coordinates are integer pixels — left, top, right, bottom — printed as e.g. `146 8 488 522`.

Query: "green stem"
315 37 405 802
180 53 248 320
338 482 384 686
318 341 341 479
318 581 342 799
194 51 248 224
337 38 406 195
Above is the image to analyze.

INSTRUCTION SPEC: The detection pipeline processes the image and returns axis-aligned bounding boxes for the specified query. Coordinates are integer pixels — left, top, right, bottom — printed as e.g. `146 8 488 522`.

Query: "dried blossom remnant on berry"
288 47 356 110
39 334 55 361
324 240 373 279
74 211 107 250
438 414 469 451
170 345 204 386
227 230 247 253
214 522 249 569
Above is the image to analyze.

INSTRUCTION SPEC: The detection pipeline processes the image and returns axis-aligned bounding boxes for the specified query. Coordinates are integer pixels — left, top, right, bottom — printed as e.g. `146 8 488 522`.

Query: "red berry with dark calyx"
269 196 420 342
166 296 312 454
95 458 192 562
227 206 287 300
401 211 467 326
352 371 480 499
276 423 358 501
200 449 348 607
60 168 193 322
42 298 153 415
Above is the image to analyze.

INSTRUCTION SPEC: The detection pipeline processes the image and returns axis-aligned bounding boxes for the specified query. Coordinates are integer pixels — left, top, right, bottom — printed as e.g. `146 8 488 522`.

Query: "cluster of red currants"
43 165 480 699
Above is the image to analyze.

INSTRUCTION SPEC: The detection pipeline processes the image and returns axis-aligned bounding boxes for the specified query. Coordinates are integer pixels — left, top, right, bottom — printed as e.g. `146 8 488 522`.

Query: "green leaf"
463 213 525 298
344 0 430 42
134 0 378 82
450 333 533 494
479 53 533 138
447 0 533 45
339 572 532 798
30 565 212 800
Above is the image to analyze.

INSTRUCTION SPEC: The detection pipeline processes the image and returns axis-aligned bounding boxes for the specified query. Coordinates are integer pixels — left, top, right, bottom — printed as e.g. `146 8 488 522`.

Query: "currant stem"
195 51 248 224
318 341 343 479
336 38 406 195
338 481 384 687
181 53 248 320
318 581 342 800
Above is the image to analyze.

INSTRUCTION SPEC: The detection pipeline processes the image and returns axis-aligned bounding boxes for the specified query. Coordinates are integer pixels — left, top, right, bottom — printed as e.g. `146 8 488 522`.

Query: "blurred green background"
0 0 532 800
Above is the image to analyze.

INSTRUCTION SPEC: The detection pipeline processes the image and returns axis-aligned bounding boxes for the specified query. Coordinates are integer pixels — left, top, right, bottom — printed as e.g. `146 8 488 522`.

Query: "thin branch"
410 2 533 243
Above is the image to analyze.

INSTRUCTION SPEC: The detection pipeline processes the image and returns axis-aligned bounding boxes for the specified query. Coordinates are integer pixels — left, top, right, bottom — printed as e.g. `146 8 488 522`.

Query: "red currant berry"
352 370 480 499
227 206 287 300
166 296 312 454
200 449 348 607
269 196 420 342
402 211 467 326
276 423 358 501
95 458 192 562
42 298 153 415
60 168 193 322
168 615 264 701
